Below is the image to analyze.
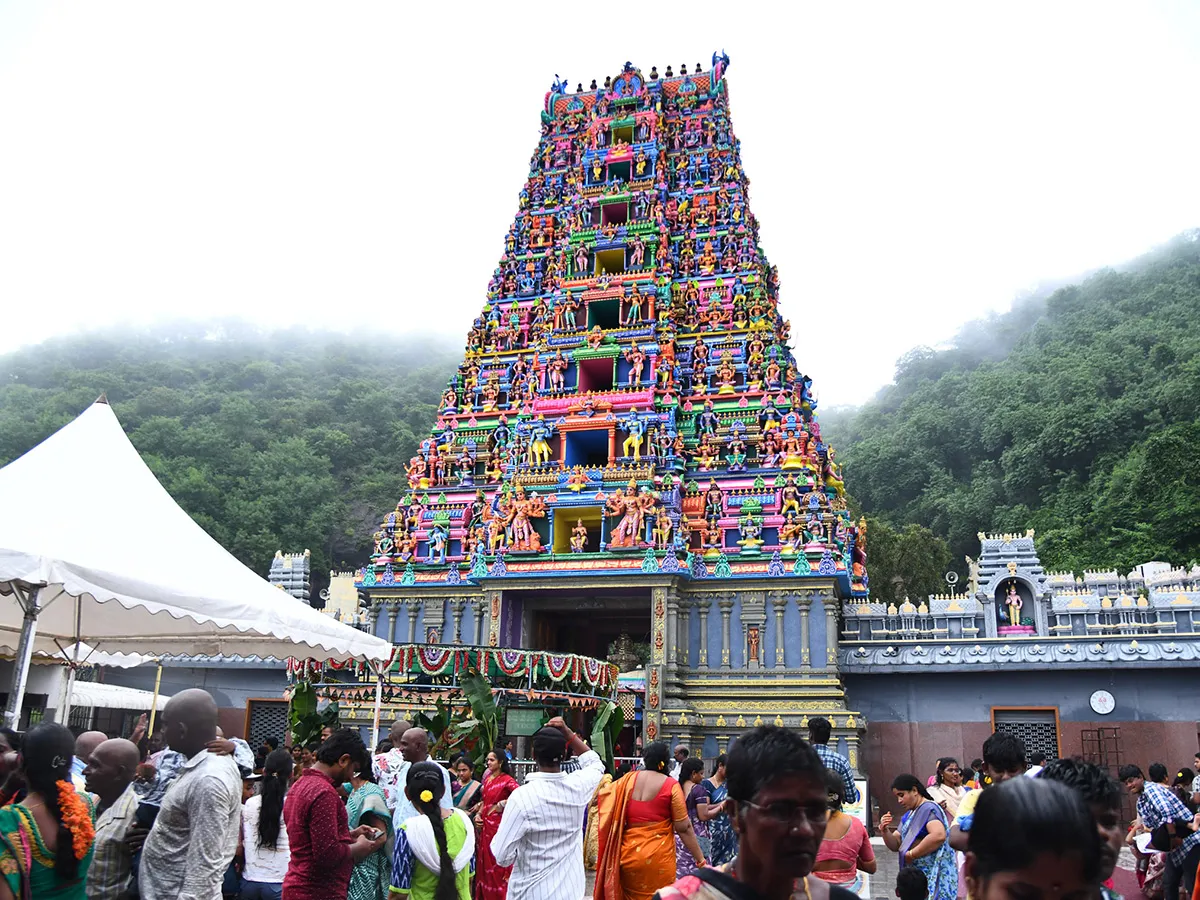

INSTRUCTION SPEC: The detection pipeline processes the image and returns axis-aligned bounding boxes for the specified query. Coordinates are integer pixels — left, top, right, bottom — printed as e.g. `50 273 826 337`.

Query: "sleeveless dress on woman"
0 795 98 900
815 814 874 894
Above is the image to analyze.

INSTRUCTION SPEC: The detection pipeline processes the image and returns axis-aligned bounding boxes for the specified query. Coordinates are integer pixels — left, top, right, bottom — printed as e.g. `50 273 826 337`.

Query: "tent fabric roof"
70 681 170 711
0 401 391 663
33 641 155 669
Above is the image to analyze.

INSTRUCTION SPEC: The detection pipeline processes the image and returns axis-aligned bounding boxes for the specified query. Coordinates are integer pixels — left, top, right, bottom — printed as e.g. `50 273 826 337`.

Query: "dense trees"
0 322 459 593
826 230 1200 576
3 231 1197 600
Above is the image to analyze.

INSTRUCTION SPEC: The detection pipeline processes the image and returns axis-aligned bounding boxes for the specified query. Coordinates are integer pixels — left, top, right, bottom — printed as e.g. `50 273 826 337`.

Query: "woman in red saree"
595 743 708 900
474 749 519 900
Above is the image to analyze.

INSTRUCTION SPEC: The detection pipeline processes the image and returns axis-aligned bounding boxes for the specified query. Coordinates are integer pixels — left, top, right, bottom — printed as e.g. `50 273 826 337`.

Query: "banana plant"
288 680 340 746
454 667 500 769
589 700 625 773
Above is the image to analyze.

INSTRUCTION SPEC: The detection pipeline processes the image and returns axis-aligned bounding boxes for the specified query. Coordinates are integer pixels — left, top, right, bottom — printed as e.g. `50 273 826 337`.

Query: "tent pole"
371 669 383 751
59 596 83 723
3 584 40 730
147 663 163 734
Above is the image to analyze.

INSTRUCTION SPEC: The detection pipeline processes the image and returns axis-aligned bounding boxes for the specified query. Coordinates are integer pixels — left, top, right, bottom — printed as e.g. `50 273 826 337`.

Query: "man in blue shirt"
807 716 859 804
1122 763 1200 900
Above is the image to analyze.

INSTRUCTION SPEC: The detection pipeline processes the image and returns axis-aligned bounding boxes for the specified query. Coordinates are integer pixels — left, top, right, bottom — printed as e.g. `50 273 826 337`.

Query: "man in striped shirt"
491 717 604 900
807 716 859 805
1122 763 1200 900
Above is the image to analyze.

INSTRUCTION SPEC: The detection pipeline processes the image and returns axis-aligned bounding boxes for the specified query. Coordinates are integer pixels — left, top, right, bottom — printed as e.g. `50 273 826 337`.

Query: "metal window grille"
246 700 289 749
992 708 1060 761
1081 727 1135 825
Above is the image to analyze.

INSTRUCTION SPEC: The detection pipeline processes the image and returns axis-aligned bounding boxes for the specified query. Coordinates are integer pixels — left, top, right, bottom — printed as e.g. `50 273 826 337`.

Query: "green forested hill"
0 323 459 588
825 230 1200 576
3 232 1197 598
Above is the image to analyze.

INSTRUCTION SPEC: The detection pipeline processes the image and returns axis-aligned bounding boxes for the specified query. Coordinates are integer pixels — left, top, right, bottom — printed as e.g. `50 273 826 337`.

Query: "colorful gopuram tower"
357 55 869 763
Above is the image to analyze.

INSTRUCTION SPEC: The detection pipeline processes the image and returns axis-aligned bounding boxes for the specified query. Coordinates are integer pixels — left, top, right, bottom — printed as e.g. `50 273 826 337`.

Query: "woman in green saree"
347 748 392 900
0 723 97 900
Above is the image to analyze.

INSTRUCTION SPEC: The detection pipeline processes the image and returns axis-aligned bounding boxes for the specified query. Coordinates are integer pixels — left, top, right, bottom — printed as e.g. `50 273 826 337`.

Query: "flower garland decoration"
56 780 95 861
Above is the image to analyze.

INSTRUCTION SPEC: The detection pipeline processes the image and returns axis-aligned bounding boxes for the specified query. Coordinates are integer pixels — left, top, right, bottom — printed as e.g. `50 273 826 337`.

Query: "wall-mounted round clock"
1089 690 1115 715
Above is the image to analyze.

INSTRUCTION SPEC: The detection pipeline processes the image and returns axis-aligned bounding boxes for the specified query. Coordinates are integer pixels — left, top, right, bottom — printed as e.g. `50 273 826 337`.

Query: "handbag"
1149 818 1193 853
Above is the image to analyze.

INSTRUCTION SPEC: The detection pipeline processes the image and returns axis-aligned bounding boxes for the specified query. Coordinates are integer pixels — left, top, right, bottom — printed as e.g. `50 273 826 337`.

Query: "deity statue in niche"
1005 581 1023 626
652 511 673 550
736 514 764 555
702 518 724 558
570 519 588 553
747 626 760 665
624 341 647 385
427 523 449 564
715 351 738 394
779 510 803 556
703 479 724 522
547 351 569 392
619 407 649 460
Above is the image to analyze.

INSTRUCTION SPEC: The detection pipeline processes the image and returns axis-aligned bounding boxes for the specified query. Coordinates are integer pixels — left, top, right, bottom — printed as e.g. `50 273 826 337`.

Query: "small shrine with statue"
354 55 867 764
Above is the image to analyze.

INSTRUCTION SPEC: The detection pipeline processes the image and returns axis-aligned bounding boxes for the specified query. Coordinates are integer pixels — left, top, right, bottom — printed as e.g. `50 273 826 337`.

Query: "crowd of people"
0 692 1196 900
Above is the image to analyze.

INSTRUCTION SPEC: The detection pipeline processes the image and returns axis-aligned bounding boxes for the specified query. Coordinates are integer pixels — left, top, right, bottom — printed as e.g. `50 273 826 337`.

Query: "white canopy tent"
68 681 171 712
0 399 392 727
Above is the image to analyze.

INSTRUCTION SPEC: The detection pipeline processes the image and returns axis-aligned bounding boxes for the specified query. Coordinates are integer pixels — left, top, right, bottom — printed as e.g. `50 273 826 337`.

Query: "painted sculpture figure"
357 53 870 642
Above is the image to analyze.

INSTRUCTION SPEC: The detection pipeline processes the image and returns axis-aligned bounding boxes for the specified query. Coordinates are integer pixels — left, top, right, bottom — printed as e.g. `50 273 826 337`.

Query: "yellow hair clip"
420 789 433 803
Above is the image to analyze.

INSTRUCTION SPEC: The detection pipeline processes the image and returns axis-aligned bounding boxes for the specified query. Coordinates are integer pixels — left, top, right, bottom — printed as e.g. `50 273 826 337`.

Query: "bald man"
372 717 414 811
139 689 241 900
84 738 141 900
72 729 107 790
388 727 453 832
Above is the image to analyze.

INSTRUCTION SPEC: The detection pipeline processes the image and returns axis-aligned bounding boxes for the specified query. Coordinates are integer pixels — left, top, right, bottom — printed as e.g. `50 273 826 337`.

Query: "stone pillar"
472 597 485 646
696 594 711 669
797 592 812 669
823 592 838 667
718 593 734 669
680 596 694 669
665 591 679 669
484 589 502 646
450 598 466 643
380 604 393 642
771 591 788 668
406 601 419 643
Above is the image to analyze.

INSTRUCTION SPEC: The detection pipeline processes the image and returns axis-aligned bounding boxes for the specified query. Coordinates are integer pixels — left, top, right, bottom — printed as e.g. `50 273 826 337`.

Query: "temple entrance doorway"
511 586 651 665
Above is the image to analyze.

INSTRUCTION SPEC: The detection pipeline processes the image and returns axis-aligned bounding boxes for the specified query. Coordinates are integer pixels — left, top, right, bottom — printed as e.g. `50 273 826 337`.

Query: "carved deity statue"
1005 581 1023 626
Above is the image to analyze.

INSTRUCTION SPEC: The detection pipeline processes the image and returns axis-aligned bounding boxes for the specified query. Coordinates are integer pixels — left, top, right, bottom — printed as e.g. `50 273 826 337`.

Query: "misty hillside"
825 230 1200 574
0 324 460 588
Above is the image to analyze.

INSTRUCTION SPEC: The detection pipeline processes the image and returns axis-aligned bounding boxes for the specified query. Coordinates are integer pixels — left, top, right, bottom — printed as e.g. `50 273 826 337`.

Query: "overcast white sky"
1 2 1198 405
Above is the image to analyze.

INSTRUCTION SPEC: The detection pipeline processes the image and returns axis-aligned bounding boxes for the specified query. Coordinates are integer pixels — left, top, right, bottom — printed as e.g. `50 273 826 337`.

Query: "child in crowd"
963 777 1101 900
1039 758 1125 900
897 867 929 900
390 761 475 900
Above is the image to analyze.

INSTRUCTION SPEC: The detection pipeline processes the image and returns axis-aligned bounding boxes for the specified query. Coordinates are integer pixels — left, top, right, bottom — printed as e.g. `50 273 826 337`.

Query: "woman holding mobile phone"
348 747 393 900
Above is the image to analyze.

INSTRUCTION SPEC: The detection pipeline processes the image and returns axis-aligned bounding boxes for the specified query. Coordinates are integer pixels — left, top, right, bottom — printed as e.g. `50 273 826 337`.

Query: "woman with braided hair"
0 723 97 900
390 761 475 900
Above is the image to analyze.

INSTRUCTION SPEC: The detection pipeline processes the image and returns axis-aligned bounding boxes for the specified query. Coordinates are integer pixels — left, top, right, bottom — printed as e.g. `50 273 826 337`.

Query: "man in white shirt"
371 718 412 811
668 745 688 779
1025 750 1046 778
139 689 242 900
491 717 604 900
387 727 453 831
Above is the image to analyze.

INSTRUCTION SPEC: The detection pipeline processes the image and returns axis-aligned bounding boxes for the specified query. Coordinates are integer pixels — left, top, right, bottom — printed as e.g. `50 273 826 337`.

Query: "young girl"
390 762 474 900
963 777 1101 900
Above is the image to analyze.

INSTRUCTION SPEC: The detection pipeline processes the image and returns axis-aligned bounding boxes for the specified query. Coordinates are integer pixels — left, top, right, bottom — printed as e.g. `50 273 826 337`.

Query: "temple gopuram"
354 55 868 764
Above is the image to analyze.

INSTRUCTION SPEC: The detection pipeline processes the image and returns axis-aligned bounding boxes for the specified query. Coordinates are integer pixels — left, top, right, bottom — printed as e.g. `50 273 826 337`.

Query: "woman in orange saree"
595 743 708 900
